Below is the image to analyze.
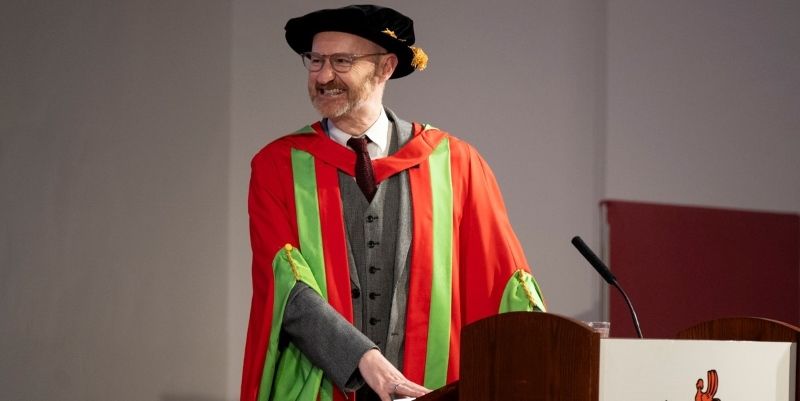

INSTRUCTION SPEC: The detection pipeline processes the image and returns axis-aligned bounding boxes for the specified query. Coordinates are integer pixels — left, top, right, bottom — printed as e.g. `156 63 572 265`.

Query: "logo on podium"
695 370 720 401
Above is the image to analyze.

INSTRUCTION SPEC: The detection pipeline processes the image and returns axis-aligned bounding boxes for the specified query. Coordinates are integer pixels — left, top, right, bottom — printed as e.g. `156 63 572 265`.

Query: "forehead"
311 31 382 54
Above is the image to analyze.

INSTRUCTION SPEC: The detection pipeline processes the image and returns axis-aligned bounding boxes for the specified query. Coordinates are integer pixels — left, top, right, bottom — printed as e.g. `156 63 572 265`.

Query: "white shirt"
327 108 391 159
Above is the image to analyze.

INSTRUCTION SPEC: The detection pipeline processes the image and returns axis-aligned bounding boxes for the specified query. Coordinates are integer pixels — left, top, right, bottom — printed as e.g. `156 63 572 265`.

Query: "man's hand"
358 349 430 401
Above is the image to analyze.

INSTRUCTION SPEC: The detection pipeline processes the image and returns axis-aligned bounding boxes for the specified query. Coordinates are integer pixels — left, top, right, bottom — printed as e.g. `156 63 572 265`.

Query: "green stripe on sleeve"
424 138 453 389
259 246 324 401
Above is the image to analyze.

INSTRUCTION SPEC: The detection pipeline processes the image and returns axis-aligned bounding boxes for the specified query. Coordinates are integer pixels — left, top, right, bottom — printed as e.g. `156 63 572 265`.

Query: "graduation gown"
241 119 546 401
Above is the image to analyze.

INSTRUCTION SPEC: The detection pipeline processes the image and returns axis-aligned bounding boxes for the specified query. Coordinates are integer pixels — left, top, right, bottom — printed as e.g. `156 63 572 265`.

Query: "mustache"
315 80 348 91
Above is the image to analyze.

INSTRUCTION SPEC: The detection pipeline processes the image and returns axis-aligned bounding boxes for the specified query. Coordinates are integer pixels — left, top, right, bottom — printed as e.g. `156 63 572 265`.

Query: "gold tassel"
515 269 537 311
283 244 300 280
410 46 429 71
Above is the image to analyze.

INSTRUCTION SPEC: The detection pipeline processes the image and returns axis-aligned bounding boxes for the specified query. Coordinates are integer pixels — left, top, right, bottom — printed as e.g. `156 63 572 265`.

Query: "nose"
314 59 336 84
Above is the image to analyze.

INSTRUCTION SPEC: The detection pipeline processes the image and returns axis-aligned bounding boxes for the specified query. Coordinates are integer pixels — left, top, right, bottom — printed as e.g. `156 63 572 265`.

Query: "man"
241 5 546 401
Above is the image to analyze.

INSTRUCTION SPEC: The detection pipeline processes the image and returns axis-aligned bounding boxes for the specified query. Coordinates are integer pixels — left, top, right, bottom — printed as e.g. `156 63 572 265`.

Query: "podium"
677 316 800 401
417 312 798 401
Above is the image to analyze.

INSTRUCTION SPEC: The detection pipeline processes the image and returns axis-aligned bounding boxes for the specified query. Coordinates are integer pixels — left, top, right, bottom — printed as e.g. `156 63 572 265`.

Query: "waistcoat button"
368 240 380 248
351 288 360 299
369 317 381 325
369 292 380 300
369 266 380 274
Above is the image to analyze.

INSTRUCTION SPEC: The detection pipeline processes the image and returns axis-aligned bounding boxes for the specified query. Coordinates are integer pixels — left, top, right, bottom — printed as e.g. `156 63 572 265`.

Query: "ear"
378 54 398 81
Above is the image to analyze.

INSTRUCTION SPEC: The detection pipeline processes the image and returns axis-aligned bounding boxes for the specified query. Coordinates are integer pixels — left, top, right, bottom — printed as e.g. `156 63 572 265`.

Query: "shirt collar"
326 108 390 157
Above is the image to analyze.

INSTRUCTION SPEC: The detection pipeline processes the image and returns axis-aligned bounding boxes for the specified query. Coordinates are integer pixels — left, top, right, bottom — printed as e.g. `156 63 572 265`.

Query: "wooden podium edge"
417 312 600 401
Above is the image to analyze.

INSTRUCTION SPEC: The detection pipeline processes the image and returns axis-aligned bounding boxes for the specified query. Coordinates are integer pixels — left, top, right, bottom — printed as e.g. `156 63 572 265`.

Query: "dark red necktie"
347 136 377 202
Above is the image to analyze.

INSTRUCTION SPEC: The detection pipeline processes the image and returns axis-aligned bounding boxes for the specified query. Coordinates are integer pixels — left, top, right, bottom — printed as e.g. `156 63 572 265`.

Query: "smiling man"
308 31 387 131
241 5 546 401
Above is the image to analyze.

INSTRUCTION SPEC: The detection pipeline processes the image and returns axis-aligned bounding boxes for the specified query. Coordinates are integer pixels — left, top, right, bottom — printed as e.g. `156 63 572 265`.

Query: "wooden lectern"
418 312 599 401
417 313 798 401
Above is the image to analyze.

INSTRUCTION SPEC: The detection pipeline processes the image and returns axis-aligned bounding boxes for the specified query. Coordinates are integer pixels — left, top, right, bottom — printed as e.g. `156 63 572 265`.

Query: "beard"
309 68 378 119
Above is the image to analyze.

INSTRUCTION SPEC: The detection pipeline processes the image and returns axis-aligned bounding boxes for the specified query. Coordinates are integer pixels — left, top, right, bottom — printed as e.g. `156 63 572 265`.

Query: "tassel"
410 46 429 71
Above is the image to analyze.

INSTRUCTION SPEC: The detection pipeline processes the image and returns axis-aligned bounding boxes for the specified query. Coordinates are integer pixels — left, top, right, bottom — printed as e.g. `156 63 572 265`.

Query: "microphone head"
571 236 617 284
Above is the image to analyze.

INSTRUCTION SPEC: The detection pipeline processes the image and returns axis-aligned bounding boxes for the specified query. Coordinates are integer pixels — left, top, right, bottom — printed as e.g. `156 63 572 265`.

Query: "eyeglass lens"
302 53 357 72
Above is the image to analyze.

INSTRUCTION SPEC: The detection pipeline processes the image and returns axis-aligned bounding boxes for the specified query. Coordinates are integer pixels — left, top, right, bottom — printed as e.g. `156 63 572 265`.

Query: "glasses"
300 52 388 73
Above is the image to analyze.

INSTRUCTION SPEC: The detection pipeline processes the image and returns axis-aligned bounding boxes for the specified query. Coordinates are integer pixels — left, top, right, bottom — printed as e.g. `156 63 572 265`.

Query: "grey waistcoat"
338 111 413 370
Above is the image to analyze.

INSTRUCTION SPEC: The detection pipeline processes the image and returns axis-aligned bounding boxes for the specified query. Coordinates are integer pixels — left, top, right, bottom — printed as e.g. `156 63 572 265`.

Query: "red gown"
241 121 545 401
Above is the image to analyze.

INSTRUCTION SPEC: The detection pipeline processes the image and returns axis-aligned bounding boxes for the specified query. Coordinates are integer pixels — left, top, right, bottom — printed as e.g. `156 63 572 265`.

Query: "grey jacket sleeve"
282 282 377 391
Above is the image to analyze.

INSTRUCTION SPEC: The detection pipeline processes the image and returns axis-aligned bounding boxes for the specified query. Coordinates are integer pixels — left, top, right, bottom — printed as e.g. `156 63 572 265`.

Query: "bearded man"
241 5 546 401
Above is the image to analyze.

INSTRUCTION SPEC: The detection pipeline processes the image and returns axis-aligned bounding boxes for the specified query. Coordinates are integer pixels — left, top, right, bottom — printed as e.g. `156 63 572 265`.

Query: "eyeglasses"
300 52 389 73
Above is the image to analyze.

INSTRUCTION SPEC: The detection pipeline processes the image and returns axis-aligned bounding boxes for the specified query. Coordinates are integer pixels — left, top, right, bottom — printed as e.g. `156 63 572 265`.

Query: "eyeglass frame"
300 51 389 73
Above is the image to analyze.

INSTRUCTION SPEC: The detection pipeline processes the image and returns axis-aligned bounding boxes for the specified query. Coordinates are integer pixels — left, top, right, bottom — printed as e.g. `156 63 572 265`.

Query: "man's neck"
329 103 383 136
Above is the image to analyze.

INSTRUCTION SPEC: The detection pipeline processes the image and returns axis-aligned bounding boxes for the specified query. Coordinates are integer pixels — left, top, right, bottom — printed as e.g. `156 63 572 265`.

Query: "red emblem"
695 370 720 401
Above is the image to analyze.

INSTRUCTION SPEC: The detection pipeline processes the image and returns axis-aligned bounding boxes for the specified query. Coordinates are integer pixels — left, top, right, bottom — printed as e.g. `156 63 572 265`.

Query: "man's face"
307 31 384 120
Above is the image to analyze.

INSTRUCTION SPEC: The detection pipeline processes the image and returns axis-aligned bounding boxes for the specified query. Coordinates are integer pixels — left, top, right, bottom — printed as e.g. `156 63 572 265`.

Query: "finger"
377 382 399 401
395 381 430 397
379 381 404 401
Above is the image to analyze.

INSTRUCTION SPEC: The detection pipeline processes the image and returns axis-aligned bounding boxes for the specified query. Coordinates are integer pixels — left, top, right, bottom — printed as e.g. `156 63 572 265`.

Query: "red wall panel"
603 200 799 338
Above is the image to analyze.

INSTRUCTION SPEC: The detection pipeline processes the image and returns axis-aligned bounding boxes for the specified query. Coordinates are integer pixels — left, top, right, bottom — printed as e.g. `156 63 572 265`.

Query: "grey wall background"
2 1 798 400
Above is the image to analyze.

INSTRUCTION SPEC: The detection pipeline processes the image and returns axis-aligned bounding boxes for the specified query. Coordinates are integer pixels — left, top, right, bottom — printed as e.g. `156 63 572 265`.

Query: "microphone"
571 236 644 338
571 236 616 285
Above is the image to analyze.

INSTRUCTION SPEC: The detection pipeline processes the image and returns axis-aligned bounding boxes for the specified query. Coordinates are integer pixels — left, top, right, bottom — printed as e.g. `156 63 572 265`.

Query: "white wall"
1 2 231 401
605 0 800 213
